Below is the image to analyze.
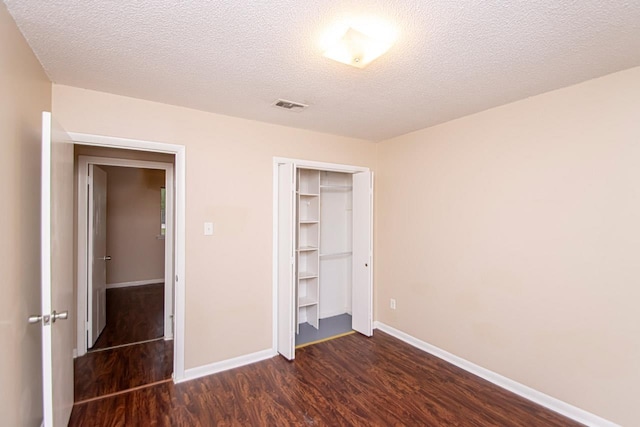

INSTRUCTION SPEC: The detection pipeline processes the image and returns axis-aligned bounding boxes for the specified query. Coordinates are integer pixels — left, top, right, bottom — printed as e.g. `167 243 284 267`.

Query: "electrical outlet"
390 298 396 310
204 222 214 236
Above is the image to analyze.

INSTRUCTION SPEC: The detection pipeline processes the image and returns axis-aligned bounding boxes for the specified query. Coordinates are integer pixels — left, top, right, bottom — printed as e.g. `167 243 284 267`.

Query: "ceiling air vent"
272 99 309 112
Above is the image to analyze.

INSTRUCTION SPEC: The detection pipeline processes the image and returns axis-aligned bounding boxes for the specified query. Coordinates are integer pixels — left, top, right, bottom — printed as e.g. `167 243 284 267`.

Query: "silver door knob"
102 256 112 261
28 314 51 325
52 310 68 323
28 315 43 324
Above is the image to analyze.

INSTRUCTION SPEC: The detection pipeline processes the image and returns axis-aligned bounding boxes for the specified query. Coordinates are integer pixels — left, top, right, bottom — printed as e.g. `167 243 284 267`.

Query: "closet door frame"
272 157 373 359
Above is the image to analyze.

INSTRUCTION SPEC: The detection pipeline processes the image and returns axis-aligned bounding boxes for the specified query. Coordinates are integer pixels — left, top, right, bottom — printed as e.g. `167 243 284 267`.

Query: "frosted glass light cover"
322 27 393 69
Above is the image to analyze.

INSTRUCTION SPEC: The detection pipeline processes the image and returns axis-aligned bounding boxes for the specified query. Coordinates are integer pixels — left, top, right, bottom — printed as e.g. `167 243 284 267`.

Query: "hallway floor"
91 283 165 350
73 283 172 409
75 339 173 403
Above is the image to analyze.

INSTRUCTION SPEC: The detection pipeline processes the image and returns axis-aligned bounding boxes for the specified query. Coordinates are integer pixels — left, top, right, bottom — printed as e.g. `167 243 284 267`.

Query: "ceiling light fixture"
321 21 397 69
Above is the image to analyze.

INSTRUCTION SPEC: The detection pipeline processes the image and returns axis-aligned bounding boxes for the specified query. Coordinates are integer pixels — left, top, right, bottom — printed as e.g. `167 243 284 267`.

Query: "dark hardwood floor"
75 339 173 402
91 283 164 350
75 282 172 406
69 331 581 426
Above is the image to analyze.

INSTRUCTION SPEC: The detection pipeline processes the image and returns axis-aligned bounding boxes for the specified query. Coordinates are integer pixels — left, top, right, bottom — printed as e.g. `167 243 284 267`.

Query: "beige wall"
0 4 51 426
376 66 640 425
102 166 166 285
52 84 377 369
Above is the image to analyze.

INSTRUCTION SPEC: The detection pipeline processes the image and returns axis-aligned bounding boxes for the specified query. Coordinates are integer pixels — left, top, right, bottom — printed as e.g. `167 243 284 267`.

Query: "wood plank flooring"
91 283 164 350
69 331 582 426
75 339 173 402
75 282 172 405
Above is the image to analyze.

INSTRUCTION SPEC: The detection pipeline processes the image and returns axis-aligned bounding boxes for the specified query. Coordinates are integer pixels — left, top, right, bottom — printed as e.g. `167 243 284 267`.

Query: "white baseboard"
178 348 276 384
106 278 164 289
373 322 618 427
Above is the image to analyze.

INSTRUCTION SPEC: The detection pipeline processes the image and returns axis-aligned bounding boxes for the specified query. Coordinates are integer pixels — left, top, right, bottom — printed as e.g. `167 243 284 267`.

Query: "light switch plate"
204 222 214 236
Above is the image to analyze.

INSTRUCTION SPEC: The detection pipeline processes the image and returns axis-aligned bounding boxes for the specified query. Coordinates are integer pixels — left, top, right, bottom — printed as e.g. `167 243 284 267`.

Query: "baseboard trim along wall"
106 278 165 289
178 349 277 384
373 322 618 427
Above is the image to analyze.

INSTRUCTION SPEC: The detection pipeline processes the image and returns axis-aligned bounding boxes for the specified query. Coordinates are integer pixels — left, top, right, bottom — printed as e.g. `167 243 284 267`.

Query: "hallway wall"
103 166 166 285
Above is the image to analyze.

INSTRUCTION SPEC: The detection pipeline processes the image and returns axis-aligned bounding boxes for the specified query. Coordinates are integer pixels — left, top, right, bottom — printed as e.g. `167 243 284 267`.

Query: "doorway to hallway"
74 152 175 405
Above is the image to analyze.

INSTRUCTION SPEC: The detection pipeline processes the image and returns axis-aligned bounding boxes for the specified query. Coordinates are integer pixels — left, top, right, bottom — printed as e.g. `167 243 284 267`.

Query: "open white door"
33 112 74 426
277 162 296 360
352 171 373 336
87 165 108 347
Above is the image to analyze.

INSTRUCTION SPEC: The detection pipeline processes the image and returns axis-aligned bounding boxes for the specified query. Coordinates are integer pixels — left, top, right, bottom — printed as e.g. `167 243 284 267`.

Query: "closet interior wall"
319 171 353 319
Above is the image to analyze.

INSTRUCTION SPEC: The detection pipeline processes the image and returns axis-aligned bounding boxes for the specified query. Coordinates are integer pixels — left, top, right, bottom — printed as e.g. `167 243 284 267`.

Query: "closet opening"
274 158 373 360
296 169 354 347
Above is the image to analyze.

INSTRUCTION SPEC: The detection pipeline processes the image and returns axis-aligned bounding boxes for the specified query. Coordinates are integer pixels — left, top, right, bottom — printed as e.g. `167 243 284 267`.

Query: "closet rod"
319 251 353 258
319 185 352 189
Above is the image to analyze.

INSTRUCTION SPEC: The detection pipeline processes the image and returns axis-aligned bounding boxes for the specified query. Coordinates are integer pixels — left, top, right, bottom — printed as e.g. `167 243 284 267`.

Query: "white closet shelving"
296 169 320 332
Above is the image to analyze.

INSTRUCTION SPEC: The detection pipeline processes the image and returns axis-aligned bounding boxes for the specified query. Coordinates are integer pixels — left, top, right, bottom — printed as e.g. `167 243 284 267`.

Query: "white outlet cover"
204 222 214 235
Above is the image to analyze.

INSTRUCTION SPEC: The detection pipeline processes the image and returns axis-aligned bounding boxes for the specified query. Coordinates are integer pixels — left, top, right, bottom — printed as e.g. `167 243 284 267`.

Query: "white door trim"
272 157 373 357
272 157 369 173
70 132 187 382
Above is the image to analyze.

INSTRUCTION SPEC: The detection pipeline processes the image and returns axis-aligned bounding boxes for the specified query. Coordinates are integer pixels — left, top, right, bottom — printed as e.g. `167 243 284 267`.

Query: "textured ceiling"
5 0 640 141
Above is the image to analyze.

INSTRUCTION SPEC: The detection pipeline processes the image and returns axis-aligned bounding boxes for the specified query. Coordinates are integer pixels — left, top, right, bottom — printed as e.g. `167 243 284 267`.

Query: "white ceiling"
5 0 640 141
